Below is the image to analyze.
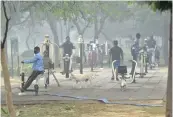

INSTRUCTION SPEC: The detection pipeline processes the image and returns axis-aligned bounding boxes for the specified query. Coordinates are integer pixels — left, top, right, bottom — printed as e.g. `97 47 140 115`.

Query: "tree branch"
8 13 30 30
81 21 90 35
72 18 82 34
101 31 112 42
1 1 10 49
25 26 31 50
97 15 108 36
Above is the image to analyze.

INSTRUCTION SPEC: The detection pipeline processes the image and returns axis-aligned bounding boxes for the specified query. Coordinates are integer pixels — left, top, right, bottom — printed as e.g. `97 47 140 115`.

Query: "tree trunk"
101 31 112 42
163 17 169 65
1 48 16 117
166 9 172 117
25 27 31 50
47 14 60 67
59 20 63 43
94 14 98 42
1 1 16 116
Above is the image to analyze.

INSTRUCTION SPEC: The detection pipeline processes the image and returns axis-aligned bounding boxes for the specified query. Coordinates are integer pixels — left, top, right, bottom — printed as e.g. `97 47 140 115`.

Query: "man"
60 36 75 74
147 36 156 67
130 33 141 75
135 33 140 47
147 36 156 49
21 46 44 92
109 40 124 81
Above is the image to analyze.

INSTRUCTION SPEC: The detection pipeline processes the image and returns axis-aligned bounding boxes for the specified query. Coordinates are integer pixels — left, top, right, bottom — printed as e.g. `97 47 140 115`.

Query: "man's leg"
111 69 115 80
22 71 41 91
115 60 120 81
131 56 136 74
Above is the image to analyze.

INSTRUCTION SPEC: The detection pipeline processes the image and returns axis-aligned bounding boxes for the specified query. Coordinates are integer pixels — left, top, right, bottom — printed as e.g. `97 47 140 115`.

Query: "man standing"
21 46 44 92
146 35 156 67
60 36 75 74
130 33 141 75
109 40 124 81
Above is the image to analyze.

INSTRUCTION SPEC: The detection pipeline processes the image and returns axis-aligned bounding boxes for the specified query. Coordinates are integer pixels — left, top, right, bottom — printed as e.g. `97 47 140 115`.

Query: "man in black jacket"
60 36 75 74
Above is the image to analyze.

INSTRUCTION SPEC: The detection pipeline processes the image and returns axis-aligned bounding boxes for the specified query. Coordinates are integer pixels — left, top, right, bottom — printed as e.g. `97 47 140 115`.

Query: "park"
1 1 172 117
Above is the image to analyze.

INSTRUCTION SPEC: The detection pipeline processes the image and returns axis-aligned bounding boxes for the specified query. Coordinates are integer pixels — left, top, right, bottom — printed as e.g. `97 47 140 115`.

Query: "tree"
1 1 16 117
146 1 172 117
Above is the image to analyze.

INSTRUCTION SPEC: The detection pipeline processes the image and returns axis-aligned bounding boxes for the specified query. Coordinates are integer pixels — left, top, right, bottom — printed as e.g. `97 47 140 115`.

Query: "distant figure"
130 33 141 75
155 46 160 65
109 40 124 81
60 36 75 74
147 36 157 67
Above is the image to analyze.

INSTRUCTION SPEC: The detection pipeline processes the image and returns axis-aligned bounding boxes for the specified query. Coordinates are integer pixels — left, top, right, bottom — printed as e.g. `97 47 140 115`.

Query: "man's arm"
23 55 38 64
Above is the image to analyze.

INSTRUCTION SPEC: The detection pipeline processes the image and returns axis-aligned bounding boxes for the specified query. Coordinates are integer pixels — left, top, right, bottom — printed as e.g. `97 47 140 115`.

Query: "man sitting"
21 46 44 92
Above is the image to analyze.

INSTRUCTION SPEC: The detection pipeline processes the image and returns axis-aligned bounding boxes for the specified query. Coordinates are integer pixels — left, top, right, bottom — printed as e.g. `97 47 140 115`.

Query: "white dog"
120 79 127 91
70 72 96 88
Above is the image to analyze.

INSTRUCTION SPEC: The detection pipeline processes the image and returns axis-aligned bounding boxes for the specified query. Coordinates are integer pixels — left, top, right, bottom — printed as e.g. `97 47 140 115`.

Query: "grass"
1 102 165 117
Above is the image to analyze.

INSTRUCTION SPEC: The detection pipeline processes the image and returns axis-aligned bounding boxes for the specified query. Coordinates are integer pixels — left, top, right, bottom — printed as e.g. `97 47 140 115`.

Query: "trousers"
23 71 43 90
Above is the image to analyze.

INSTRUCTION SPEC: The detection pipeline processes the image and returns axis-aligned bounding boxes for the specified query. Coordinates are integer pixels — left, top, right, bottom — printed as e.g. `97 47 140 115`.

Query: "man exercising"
21 46 44 92
60 36 75 74
109 40 124 81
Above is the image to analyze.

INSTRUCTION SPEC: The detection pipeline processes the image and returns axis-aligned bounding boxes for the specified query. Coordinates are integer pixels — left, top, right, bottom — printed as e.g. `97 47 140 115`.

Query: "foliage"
146 1 172 12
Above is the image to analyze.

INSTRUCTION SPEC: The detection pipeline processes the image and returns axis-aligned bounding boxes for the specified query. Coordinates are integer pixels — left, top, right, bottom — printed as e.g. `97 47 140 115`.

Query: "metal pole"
91 43 93 71
79 36 83 74
16 39 20 76
46 44 50 85
10 39 14 78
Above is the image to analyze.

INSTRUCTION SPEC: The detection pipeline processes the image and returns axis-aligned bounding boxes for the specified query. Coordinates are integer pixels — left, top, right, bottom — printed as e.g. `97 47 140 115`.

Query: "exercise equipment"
43 57 60 88
136 49 147 78
63 54 71 78
18 63 43 96
38 37 60 88
112 60 137 85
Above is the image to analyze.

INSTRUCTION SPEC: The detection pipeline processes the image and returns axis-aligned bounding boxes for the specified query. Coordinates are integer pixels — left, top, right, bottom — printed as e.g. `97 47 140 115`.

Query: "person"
155 46 160 66
99 44 105 68
20 46 44 92
147 36 156 67
60 36 75 74
130 33 141 75
109 40 124 81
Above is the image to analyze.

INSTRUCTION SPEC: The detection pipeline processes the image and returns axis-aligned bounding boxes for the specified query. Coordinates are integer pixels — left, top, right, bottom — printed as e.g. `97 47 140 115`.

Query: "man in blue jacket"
21 46 44 92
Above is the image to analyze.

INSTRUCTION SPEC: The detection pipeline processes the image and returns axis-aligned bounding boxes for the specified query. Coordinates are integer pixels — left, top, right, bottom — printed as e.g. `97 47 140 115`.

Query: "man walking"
109 40 124 80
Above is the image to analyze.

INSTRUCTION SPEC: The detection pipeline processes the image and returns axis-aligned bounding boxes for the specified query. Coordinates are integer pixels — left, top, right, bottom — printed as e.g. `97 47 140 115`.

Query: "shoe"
111 78 114 80
18 87 25 92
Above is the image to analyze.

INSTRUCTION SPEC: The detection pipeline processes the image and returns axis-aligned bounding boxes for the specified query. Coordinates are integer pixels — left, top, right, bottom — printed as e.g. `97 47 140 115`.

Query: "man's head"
136 33 141 39
34 46 40 54
66 36 70 42
113 40 118 46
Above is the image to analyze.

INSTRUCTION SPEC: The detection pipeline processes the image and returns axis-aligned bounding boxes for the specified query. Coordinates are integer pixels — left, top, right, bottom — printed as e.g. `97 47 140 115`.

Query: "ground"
1 66 167 117
2 102 165 117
